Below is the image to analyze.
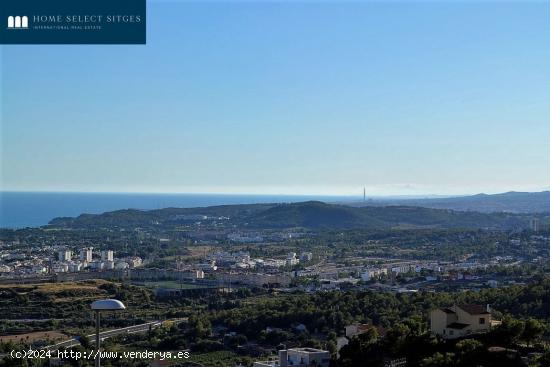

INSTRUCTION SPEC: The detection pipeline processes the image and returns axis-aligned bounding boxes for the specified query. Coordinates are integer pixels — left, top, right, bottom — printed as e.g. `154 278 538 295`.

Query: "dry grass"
0 331 68 343
0 279 110 296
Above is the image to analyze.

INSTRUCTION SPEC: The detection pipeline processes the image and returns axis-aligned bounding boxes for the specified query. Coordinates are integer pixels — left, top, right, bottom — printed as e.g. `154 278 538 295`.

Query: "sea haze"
0 191 354 229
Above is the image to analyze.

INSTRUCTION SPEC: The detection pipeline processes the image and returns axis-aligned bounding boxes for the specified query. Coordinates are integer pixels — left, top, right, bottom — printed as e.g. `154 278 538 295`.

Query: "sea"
0 191 355 229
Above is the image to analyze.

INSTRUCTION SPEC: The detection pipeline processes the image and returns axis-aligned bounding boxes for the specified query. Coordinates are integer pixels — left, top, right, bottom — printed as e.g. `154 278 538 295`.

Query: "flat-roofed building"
80 248 93 262
101 250 114 262
58 249 72 262
254 348 330 367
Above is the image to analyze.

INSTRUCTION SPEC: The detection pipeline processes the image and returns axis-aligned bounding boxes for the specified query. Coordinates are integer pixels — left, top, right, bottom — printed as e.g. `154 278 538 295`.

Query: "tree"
539 350 550 367
338 327 382 367
384 323 410 354
420 352 455 367
495 316 524 346
455 339 483 367
78 334 91 349
522 318 544 347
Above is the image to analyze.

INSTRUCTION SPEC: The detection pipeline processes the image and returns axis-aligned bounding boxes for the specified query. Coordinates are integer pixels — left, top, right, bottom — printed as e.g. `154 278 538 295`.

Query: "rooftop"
289 347 328 353
458 304 490 315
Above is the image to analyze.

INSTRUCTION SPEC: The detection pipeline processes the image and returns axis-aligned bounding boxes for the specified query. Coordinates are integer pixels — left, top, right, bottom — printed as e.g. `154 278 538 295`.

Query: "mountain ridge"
349 190 550 213
47 200 540 231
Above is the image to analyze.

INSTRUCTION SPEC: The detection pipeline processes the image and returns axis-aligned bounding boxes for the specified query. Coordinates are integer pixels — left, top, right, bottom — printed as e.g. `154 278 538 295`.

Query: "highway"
43 321 164 350
0 319 193 360
0 321 159 360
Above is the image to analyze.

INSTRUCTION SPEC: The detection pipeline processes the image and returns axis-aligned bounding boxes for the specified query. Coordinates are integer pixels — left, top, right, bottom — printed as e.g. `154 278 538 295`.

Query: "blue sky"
1 1 550 196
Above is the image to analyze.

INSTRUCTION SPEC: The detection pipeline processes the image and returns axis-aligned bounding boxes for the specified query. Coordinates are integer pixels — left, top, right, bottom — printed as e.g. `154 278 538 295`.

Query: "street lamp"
91 299 126 367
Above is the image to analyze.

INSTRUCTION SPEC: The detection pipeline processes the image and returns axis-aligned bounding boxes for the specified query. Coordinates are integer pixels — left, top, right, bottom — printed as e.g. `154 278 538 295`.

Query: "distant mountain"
48 203 272 228
247 201 387 229
247 201 528 230
350 191 550 213
48 201 532 231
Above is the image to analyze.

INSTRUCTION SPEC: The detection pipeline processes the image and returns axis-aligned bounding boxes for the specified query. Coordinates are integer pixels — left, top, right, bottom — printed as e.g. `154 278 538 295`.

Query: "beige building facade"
430 304 492 339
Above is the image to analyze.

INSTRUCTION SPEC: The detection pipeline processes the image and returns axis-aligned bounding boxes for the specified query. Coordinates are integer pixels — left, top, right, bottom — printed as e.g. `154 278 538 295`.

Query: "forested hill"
48 201 532 230
247 202 528 230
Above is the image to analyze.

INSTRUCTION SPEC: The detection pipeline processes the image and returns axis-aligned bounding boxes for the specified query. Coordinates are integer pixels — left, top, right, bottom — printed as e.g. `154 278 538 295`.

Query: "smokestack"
363 187 366 202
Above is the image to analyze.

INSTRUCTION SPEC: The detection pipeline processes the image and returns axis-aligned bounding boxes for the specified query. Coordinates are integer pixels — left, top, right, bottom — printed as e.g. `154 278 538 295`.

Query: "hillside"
48 201 531 230
350 191 550 213
48 203 273 228
247 202 527 229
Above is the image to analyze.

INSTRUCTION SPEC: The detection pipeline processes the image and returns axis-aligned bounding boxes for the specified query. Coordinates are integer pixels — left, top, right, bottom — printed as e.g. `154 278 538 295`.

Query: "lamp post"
90 299 126 367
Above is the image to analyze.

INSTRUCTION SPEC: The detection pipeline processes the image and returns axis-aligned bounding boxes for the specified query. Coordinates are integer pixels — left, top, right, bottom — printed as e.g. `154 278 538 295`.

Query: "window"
449 330 454 336
479 317 485 325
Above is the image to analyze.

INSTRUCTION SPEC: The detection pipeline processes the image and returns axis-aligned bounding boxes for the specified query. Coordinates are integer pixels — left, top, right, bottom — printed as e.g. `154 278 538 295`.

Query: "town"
1 213 548 296
0 201 549 366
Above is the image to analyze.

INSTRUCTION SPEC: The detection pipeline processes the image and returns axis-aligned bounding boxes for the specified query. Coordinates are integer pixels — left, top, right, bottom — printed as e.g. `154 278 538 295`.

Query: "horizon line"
1 189 548 199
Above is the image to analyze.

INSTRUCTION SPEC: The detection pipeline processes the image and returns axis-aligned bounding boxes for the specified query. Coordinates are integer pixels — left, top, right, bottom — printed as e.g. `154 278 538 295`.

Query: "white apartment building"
58 250 72 262
286 252 300 266
391 264 414 274
101 250 114 262
361 267 387 281
80 248 93 262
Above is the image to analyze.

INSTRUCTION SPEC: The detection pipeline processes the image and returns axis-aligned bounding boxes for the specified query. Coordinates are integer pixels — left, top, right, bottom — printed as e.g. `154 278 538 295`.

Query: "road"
0 321 155 359
45 321 164 350
0 318 187 360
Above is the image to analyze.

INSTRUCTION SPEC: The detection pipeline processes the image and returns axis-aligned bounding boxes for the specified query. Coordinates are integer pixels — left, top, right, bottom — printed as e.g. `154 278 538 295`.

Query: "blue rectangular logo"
1 0 146 44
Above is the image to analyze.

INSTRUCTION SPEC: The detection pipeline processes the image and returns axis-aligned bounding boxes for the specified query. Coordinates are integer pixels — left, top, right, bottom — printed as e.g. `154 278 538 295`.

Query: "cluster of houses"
226 231 305 244
0 246 143 278
359 261 493 282
52 247 143 273
203 251 313 271
250 304 498 367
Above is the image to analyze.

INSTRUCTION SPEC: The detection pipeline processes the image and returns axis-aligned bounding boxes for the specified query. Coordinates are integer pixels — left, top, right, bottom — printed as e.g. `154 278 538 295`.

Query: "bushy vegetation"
1 277 549 366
